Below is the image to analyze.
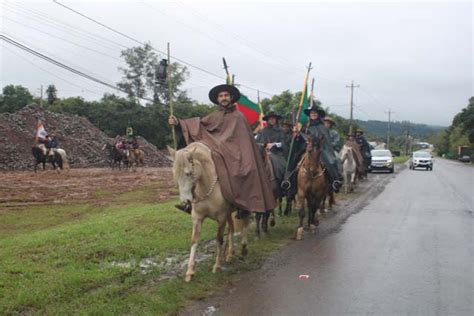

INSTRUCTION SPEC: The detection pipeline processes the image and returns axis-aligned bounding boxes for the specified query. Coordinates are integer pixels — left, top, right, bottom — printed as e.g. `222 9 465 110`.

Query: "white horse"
339 144 357 194
168 142 250 282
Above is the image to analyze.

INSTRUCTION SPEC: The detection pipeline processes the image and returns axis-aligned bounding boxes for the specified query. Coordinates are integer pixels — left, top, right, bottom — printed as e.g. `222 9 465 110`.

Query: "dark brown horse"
255 143 279 238
295 136 329 240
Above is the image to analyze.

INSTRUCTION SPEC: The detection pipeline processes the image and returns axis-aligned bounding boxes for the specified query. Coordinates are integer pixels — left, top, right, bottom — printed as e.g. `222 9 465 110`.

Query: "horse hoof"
241 245 248 257
225 255 233 263
212 265 221 273
185 273 194 282
309 224 317 234
270 219 276 227
296 227 304 240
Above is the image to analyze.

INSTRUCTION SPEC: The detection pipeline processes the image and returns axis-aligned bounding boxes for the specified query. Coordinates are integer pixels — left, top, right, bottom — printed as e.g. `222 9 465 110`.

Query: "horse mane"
174 142 213 174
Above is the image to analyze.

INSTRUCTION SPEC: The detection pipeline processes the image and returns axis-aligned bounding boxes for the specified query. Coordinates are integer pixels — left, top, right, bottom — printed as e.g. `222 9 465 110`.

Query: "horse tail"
56 149 70 169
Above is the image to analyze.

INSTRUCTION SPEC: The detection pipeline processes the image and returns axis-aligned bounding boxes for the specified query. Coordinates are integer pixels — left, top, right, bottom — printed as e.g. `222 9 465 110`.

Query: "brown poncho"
177 105 276 212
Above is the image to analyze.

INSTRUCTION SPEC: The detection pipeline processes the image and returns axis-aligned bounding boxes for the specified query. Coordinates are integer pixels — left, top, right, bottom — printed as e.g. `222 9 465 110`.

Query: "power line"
52 0 276 96
1 34 154 102
2 15 123 62
4 2 127 51
1 43 106 96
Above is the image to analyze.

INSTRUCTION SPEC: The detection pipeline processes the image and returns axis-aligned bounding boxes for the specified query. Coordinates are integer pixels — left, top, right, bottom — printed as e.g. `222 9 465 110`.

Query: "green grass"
0 187 299 315
393 156 410 164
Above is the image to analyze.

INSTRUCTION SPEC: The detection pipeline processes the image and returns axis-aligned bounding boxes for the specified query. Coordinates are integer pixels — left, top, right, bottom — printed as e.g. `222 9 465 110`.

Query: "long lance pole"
283 63 312 181
222 57 231 84
168 42 176 148
306 77 315 130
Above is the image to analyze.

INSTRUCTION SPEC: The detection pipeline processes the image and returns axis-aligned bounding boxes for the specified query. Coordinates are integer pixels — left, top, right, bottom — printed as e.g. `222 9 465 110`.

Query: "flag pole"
282 63 312 187
306 77 315 129
168 42 176 148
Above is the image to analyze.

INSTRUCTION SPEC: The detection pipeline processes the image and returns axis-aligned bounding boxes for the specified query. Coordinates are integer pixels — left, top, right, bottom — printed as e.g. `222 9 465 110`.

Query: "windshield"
413 152 431 158
371 150 391 157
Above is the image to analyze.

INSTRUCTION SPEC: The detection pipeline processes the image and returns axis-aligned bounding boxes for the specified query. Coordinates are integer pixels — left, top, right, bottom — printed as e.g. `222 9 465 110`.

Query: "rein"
300 152 325 180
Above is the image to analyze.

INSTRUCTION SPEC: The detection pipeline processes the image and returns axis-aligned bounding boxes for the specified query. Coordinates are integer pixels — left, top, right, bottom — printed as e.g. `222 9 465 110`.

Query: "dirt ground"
0 167 176 210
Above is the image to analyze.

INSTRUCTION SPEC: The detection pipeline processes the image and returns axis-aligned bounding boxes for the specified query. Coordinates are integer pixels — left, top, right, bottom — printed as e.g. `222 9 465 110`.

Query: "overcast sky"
1 0 472 126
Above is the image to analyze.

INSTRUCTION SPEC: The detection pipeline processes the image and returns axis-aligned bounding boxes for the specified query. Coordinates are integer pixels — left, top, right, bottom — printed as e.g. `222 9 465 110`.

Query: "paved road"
185 159 473 315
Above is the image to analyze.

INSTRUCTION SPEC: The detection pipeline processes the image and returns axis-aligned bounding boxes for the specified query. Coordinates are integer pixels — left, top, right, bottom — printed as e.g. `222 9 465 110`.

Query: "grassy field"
393 156 410 164
0 180 307 315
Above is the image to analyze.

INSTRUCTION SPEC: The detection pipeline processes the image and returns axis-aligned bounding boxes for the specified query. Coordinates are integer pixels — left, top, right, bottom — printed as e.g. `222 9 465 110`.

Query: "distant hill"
354 119 445 138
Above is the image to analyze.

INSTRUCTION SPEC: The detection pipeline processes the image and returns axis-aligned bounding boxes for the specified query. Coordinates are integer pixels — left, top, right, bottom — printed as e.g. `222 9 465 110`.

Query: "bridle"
300 150 325 180
187 155 219 203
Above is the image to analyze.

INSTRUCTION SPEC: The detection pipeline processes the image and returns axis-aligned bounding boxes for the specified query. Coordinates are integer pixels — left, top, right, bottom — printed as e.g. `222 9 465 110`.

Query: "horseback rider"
323 117 343 176
45 133 59 157
168 84 276 215
303 106 343 192
115 136 126 153
281 120 293 158
355 129 372 168
255 111 287 183
345 132 366 175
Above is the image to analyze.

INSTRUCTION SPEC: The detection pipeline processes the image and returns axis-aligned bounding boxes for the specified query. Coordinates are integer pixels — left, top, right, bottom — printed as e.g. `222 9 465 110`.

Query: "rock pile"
0 104 171 170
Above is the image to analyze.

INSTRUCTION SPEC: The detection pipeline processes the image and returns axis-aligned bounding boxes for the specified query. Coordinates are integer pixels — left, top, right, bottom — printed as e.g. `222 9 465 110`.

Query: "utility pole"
405 121 411 156
385 108 395 149
40 85 43 107
346 81 360 134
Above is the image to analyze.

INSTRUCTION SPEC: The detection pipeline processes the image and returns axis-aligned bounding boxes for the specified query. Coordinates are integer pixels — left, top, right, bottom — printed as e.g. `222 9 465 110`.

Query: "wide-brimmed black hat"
209 84 241 105
303 106 326 118
263 112 282 121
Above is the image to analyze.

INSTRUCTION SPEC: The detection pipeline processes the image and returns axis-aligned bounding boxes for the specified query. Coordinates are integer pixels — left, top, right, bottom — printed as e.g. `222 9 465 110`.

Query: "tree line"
429 97 474 159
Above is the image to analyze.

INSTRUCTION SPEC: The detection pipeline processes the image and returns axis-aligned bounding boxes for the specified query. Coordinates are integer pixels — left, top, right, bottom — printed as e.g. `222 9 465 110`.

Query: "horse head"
168 145 203 206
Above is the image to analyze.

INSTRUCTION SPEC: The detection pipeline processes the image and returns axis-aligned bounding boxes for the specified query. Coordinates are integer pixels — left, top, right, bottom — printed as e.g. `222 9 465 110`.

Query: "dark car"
459 155 471 163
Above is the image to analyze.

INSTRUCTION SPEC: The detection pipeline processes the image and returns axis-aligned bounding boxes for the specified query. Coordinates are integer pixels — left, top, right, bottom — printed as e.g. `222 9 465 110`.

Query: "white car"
409 151 433 171
369 149 394 173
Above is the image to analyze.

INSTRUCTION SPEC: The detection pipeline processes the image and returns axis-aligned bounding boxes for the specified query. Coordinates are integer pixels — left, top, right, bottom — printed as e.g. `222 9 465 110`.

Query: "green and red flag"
225 71 261 125
236 94 261 125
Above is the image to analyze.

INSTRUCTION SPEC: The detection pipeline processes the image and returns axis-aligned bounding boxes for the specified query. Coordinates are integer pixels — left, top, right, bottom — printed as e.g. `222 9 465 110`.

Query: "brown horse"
295 136 329 240
127 148 145 168
168 142 250 282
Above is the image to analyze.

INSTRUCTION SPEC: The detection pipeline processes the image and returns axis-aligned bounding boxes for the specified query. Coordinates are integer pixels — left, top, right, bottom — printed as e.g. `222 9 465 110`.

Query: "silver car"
369 149 394 173
409 151 433 171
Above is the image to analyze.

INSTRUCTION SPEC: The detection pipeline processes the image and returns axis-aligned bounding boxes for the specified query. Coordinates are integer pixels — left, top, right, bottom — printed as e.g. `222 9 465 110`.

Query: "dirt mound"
0 104 171 170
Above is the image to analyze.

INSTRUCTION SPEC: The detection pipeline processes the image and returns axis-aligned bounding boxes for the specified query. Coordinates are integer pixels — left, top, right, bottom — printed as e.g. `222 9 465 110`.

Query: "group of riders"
169 84 373 217
255 109 372 193
113 128 140 155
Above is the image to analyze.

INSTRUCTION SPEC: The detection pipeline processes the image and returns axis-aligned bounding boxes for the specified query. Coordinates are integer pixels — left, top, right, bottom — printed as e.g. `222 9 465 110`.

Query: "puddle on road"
106 239 217 279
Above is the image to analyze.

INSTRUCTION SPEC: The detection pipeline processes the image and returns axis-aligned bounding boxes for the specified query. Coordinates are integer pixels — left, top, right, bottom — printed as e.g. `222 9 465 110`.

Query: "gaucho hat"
263 112 283 121
303 106 326 118
208 84 241 105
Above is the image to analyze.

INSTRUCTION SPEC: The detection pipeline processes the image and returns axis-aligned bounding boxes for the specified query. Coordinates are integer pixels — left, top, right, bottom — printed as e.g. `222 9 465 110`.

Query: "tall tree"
46 84 58 105
0 85 34 113
117 43 188 104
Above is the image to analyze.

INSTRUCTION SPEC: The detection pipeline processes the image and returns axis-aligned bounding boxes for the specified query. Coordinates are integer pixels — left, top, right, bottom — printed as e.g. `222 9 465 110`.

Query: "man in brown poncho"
168 84 276 214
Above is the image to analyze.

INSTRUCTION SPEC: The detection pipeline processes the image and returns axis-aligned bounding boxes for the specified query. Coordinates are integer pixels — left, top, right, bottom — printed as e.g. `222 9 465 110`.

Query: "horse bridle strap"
189 156 219 203
302 166 326 179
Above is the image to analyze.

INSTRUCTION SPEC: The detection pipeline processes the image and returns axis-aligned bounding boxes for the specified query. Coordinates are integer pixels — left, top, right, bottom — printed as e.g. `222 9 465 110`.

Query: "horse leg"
225 215 234 263
270 208 276 227
309 199 318 234
240 217 250 257
329 189 336 209
255 213 262 239
213 220 226 274
185 216 202 282
262 210 270 233
350 171 356 192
